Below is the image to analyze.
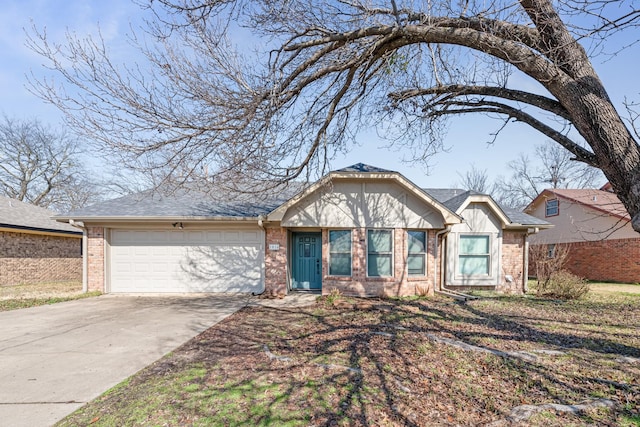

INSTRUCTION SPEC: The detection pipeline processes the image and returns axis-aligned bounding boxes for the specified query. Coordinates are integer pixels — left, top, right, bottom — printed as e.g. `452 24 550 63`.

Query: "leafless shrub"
533 270 589 300
530 243 570 283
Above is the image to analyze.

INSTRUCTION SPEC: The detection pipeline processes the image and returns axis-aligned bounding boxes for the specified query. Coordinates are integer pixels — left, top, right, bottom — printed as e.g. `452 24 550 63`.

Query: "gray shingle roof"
501 207 551 226
335 163 396 173
59 185 302 220
423 188 549 227
0 196 81 234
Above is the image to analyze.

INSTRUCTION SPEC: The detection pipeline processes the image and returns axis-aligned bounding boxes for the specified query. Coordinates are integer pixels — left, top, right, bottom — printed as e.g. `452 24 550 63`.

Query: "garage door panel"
109 228 264 293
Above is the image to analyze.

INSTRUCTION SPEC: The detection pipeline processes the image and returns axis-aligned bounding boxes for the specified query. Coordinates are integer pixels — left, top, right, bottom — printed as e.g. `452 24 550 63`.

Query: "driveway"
0 294 250 427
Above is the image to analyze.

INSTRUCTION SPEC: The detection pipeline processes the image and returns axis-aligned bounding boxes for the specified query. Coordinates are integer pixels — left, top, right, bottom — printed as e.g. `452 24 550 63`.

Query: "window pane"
459 255 489 275
408 231 426 254
329 230 351 252
407 254 425 276
368 254 392 277
368 230 392 252
330 253 351 276
460 235 489 254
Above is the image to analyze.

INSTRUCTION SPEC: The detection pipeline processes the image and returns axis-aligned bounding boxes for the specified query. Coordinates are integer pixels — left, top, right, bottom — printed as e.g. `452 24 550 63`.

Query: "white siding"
281 180 445 228
528 198 636 244
109 228 264 293
447 203 502 286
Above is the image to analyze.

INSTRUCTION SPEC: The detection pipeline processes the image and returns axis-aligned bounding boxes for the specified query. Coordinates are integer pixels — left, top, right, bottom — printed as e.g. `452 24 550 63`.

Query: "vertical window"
407 231 426 276
367 230 393 277
547 244 556 258
545 199 559 217
329 230 351 276
458 235 490 275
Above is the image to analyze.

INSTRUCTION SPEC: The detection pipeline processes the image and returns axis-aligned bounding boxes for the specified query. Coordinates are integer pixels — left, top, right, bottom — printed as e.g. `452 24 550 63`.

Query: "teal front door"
292 233 322 290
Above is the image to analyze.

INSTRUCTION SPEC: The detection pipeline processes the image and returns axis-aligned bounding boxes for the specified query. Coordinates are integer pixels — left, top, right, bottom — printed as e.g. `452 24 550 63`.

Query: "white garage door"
109 228 264 293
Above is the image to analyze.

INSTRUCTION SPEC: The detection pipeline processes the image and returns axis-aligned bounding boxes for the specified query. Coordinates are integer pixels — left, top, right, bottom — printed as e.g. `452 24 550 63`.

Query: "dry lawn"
57 290 640 426
0 281 99 311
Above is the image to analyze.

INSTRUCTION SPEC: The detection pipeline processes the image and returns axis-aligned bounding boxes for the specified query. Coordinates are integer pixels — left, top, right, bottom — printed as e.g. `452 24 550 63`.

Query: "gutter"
252 215 267 296
434 225 451 293
69 219 88 293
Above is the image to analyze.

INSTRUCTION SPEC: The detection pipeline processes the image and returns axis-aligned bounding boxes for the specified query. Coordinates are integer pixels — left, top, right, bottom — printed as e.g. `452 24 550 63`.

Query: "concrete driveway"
0 294 250 427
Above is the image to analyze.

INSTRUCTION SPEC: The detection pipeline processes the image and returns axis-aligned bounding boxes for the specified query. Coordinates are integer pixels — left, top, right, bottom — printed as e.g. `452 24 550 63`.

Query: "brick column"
264 226 288 297
87 227 105 292
498 231 525 294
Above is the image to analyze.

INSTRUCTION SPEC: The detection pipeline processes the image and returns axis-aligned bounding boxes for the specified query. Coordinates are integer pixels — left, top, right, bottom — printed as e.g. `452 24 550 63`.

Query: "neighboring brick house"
56 164 549 296
524 185 640 283
0 196 82 286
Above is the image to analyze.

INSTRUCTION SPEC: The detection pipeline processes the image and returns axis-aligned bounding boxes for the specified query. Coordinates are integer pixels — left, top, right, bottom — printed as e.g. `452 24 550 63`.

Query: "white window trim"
407 230 427 277
456 233 492 278
366 229 394 278
328 229 352 277
545 199 559 217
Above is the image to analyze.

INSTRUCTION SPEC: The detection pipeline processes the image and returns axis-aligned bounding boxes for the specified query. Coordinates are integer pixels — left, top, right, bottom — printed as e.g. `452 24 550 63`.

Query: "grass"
56 288 640 426
0 281 100 311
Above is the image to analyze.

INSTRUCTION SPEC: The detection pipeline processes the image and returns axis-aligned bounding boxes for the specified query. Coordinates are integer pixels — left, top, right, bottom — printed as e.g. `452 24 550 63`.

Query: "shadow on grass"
59 295 640 426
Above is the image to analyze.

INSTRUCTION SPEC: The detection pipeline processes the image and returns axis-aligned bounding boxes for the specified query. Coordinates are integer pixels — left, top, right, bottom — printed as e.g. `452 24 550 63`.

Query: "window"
329 230 351 276
458 235 490 275
367 230 393 277
407 231 426 276
545 199 559 217
547 244 556 258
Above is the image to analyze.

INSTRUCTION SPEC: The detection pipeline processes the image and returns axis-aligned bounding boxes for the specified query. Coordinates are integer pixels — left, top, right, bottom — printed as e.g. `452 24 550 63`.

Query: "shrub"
533 270 589 300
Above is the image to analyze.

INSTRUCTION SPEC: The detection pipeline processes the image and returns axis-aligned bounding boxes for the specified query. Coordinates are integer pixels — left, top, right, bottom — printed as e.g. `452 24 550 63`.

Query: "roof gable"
425 188 550 228
526 188 629 221
268 165 461 225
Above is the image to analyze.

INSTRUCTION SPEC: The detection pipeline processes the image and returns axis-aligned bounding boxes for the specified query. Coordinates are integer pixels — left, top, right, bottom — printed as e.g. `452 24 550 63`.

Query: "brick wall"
0 230 82 286
264 226 288 297
322 228 435 297
531 238 640 283
497 231 526 294
87 227 105 292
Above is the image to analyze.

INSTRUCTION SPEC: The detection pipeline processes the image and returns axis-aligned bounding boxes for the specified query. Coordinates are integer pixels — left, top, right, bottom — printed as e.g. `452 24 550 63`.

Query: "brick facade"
264 226 288 297
322 228 436 297
87 227 105 292
0 230 82 286
497 231 526 294
531 238 640 283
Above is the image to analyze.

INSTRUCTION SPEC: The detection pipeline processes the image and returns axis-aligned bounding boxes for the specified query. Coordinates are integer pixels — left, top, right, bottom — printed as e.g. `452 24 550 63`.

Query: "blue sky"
1 0 638 189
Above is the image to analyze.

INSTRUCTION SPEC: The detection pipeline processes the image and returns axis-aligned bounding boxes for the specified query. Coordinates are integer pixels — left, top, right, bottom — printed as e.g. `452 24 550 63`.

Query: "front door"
291 232 322 290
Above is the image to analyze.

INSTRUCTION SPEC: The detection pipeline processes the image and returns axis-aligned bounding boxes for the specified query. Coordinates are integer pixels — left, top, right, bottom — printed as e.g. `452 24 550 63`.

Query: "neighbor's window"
458 235 490 276
545 199 559 217
329 230 352 276
407 231 426 276
367 229 393 277
547 244 556 258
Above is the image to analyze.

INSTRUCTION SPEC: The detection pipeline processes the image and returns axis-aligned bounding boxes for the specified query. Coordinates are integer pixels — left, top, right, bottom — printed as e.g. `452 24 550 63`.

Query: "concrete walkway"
0 292 319 427
0 294 257 427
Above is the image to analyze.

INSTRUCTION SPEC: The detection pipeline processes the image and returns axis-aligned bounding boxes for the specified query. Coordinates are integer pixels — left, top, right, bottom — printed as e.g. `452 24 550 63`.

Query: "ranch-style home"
1 196 82 286
55 164 550 297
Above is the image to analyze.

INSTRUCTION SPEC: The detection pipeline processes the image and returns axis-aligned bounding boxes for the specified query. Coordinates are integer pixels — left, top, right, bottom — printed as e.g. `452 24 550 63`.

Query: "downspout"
69 219 87 293
523 227 539 293
434 225 451 293
253 215 266 296
435 225 478 301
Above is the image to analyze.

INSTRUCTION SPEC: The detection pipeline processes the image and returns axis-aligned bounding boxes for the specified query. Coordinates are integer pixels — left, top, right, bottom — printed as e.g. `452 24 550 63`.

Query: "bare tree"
26 0 640 230
0 116 100 212
456 165 492 193
495 141 604 208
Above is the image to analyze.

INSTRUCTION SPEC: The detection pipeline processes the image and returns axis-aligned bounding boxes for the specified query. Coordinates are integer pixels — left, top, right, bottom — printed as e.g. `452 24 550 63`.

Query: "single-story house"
55 164 550 296
0 196 82 286
525 185 640 283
